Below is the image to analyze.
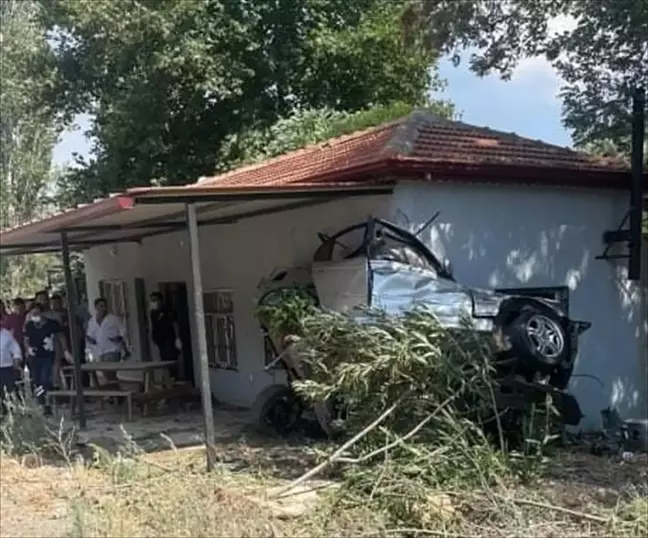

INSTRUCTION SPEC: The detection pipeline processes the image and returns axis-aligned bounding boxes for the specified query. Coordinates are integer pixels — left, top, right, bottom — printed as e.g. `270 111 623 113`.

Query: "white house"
1 112 646 430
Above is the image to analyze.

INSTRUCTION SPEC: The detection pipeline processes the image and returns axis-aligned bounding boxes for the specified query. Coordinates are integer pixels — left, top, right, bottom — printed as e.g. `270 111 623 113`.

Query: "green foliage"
42 0 446 203
264 302 546 525
256 295 565 526
403 0 648 155
0 0 62 296
0 0 58 227
220 100 454 171
257 287 319 345
292 307 496 437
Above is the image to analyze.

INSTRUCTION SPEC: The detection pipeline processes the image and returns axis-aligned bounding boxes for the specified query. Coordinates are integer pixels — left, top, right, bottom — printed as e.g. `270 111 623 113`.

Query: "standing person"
86 298 128 385
50 292 73 352
0 310 22 413
23 303 62 414
2 298 27 349
149 292 182 373
86 297 128 362
34 290 51 314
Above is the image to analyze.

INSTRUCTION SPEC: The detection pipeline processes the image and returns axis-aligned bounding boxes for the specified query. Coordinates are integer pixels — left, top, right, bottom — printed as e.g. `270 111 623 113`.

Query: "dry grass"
1 440 646 538
1 321 645 538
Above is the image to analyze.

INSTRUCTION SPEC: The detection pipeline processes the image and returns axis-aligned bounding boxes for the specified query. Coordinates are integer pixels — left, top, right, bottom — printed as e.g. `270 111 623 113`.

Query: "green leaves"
0 0 61 293
403 0 648 156
41 0 446 203
219 101 454 171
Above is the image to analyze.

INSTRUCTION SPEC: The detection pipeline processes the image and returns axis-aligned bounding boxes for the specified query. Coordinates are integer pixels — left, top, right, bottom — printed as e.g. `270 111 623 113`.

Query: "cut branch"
271 393 409 499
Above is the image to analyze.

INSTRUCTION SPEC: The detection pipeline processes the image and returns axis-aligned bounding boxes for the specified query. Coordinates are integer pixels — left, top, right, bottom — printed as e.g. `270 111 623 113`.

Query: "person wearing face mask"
149 292 182 373
23 303 63 414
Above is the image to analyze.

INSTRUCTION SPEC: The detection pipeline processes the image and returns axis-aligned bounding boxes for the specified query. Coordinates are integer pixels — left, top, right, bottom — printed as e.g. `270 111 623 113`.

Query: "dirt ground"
0 431 325 538
1 436 646 538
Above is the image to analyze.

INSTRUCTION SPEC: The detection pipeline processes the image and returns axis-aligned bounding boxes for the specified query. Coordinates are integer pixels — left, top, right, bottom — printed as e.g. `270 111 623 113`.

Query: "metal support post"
185 203 217 471
60 232 86 429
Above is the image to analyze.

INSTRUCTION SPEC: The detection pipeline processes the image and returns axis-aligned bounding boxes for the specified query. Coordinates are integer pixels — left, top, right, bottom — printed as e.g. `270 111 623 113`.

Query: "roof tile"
195 111 629 190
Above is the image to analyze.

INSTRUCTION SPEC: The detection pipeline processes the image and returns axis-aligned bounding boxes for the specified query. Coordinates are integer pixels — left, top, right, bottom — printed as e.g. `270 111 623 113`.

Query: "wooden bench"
46 389 134 421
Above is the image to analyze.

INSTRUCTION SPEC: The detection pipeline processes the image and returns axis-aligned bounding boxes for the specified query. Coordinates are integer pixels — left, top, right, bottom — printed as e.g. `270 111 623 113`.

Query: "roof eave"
389 159 636 190
0 195 136 246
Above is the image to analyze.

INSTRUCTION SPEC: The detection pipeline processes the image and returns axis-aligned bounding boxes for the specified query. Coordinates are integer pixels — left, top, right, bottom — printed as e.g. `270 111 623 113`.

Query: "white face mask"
150 301 159 310
31 315 42 324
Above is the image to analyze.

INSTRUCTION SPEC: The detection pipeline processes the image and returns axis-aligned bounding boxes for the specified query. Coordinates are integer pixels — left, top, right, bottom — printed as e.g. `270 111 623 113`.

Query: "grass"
1 305 646 537
1 426 646 538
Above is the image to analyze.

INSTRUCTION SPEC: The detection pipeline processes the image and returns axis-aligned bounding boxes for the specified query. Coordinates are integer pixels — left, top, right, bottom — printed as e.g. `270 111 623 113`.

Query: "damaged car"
254 216 590 436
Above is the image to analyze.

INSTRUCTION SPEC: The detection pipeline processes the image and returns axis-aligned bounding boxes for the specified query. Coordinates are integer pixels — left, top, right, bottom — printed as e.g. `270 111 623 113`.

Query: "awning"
0 184 393 255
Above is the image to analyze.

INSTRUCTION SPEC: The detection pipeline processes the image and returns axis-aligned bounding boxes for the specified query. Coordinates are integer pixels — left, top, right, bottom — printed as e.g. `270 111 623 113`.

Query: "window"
99 279 130 341
496 286 570 315
203 290 237 369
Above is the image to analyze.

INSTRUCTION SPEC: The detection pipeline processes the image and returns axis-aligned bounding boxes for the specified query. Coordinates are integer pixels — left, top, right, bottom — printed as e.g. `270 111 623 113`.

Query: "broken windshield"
313 217 453 280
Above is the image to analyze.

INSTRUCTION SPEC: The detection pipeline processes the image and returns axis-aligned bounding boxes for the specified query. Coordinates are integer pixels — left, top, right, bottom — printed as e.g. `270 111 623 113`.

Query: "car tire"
504 305 569 374
252 384 302 436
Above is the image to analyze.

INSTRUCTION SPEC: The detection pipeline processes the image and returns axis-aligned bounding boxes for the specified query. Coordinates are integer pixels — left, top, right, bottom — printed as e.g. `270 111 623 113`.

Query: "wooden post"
60 232 86 429
185 203 217 471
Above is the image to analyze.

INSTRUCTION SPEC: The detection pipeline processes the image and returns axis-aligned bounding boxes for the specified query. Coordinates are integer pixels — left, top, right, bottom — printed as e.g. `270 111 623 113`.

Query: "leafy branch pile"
258 290 555 527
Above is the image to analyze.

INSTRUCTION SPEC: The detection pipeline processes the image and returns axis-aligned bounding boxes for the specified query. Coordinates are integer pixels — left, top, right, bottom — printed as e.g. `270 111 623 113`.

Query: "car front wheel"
504 306 569 374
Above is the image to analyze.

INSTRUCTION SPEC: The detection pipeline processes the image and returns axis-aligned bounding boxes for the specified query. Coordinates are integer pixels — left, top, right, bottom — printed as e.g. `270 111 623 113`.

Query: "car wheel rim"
525 314 564 361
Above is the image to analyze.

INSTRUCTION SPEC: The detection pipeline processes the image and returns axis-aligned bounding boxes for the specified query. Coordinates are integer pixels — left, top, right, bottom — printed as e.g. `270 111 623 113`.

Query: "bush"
258 292 558 526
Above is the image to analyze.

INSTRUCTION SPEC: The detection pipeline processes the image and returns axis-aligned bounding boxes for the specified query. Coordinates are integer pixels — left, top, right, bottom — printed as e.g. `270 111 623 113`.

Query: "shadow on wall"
390 181 645 427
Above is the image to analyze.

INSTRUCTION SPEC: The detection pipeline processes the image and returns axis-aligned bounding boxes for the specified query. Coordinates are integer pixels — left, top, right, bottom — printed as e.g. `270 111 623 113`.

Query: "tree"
402 0 648 156
41 0 445 203
218 101 454 172
0 0 60 296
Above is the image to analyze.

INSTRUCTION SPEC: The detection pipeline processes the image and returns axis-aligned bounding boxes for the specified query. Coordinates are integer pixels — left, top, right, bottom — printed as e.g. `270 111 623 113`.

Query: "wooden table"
81 360 177 415
82 360 176 390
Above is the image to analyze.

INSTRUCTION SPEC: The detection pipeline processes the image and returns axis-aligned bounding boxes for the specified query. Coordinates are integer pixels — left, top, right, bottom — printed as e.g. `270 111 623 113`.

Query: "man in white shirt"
86 297 128 362
1 325 22 413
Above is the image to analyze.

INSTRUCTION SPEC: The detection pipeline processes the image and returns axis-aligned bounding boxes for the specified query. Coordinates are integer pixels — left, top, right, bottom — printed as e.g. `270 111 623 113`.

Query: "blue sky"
52 54 571 167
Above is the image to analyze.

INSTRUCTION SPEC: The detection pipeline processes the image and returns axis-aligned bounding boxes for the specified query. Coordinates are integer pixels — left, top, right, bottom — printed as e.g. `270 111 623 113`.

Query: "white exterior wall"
84 242 146 359
388 181 647 428
83 180 647 428
84 196 389 407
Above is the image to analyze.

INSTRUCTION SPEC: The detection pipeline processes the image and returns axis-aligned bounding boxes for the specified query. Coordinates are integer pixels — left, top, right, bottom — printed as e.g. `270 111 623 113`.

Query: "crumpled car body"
257 216 591 432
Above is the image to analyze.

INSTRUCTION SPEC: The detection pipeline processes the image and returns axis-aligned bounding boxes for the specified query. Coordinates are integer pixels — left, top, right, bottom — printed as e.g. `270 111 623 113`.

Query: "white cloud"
508 15 577 99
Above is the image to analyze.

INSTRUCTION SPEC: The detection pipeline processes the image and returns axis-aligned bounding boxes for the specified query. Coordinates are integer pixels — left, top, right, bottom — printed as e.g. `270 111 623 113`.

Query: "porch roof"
0 185 393 255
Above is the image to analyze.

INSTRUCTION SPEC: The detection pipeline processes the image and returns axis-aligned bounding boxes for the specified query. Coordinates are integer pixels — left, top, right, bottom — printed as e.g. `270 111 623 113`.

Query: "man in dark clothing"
23 303 62 413
149 292 181 375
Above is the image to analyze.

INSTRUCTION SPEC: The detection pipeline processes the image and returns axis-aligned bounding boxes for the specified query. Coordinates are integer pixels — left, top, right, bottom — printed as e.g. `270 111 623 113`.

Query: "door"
158 282 195 385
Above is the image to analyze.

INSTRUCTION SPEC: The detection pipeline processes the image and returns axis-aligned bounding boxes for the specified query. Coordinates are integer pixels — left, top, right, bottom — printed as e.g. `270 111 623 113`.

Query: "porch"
0 183 393 469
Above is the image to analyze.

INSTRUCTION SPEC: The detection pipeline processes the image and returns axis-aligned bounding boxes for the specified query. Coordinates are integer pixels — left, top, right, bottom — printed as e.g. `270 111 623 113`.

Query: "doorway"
158 282 195 386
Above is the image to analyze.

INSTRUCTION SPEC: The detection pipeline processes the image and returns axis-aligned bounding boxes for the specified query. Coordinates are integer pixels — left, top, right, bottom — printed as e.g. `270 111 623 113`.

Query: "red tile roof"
198 122 397 189
196 111 632 190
